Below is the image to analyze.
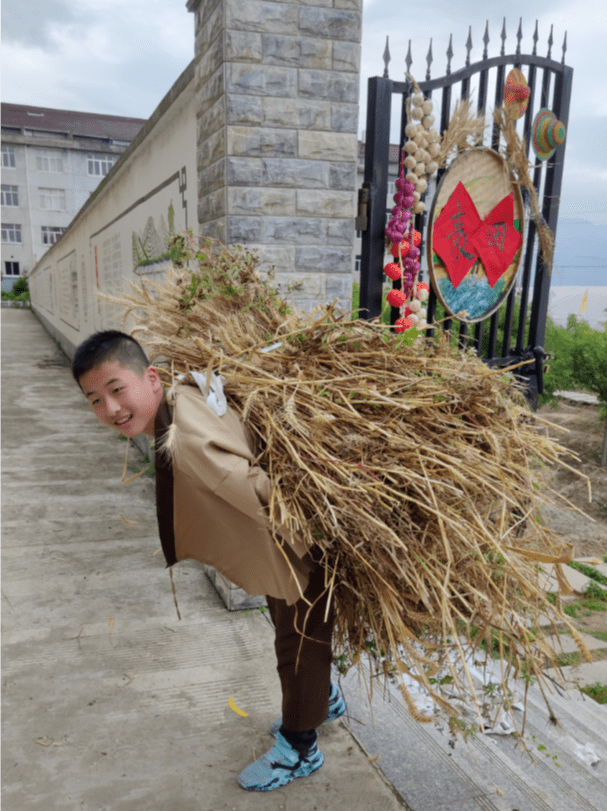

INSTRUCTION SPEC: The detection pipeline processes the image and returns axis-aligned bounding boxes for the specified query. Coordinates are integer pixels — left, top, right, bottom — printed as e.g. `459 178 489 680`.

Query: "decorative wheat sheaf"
103 238 591 731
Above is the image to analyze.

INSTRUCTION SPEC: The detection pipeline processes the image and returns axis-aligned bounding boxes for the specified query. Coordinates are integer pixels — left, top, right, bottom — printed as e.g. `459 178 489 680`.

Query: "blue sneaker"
268 681 346 738
237 730 324 791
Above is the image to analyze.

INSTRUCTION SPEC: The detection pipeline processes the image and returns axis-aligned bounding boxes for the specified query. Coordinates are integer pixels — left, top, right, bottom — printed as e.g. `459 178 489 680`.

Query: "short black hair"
72 331 150 385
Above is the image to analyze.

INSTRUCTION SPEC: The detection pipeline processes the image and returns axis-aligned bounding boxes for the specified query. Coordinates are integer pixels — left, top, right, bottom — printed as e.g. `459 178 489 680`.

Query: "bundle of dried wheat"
106 240 590 728
494 105 555 271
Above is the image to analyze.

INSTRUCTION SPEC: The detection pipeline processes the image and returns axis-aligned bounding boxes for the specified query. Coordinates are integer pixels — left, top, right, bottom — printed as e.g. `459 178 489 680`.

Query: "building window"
4 261 20 276
1 223 22 243
355 255 362 273
87 153 116 176
39 187 66 210
2 145 16 168
36 150 64 173
1 185 19 206
41 226 66 245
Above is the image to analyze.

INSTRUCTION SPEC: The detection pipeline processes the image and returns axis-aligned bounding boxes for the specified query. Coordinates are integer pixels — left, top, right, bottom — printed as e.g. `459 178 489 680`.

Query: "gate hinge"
355 183 370 231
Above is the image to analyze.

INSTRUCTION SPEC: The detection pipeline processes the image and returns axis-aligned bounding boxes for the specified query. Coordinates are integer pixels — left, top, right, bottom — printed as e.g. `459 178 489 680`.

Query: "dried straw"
104 241 590 728
494 106 555 270
436 97 487 168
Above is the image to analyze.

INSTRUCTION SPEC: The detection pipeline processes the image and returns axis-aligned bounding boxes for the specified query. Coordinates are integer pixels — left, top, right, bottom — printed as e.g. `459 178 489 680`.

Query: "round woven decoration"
532 108 566 161
427 148 524 323
503 68 530 119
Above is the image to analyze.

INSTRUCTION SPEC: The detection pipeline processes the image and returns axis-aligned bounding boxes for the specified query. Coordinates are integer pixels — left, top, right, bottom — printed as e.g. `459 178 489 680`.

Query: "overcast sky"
2 0 606 224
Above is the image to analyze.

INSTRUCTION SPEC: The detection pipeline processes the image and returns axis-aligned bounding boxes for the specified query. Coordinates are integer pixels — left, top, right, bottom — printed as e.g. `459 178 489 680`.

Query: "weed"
568 561 607 587
333 653 349 675
128 454 156 478
582 629 607 643
564 602 581 619
586 580 607 601
449 717 478 740
531 735 561 766
547 584 607 620
580 682 607 704
428 675 454 686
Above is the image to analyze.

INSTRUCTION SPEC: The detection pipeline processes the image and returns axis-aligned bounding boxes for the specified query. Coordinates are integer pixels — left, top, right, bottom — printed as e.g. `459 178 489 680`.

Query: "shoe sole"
239 754 325 791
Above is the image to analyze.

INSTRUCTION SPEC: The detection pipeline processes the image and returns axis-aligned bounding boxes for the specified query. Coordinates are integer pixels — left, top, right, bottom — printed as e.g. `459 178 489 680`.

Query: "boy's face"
79 360 164 438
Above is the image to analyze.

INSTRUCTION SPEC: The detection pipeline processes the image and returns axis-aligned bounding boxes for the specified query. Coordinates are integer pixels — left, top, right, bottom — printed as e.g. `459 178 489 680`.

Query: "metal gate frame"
358 21 573 404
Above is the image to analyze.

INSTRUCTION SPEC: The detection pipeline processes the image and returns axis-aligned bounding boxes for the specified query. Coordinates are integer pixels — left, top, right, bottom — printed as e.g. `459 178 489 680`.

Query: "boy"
72 330 345 791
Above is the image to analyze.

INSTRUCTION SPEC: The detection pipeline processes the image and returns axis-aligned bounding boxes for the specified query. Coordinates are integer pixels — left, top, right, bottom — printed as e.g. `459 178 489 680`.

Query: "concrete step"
537 563 607 595
340 659 607 811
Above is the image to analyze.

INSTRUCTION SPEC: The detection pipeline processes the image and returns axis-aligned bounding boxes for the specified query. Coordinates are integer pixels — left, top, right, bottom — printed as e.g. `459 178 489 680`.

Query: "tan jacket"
154 385 312 605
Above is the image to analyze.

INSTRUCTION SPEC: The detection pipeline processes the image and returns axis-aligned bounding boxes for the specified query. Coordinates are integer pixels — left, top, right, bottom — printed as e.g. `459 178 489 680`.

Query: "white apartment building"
1 103 146 291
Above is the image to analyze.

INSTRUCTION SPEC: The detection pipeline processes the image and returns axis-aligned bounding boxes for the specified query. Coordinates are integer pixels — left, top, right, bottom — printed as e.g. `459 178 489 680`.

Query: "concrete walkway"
3 308 607 811
1 309 402 811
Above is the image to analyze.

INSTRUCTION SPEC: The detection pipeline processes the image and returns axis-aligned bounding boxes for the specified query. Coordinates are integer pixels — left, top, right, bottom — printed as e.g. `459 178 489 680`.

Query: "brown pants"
266 560 334 731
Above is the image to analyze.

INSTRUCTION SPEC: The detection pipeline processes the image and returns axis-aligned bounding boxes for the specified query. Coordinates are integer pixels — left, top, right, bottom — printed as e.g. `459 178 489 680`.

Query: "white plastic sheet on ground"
383 643 601 766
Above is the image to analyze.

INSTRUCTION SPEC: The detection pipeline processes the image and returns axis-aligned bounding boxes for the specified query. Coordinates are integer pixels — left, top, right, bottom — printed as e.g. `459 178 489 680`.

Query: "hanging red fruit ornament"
386 288 407 308
390 229 422 258
384 148 428 333
383 261 402 281
394 317 415 333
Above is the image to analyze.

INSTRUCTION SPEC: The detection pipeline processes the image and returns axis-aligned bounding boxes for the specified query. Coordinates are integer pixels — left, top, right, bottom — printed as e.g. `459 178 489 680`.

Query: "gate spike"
465 26 473 66
561 30 567 63
446 33 454 75
500 18 507 56
482 20 490 60
547 24 553 59
405 39 412 75
426 38 433 80
532 20 539 56
516 18 523 55
383 35 391 78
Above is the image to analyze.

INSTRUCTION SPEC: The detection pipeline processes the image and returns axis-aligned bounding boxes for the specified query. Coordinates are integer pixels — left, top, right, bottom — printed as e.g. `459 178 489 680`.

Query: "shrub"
541 314 607 418
12 276 29 296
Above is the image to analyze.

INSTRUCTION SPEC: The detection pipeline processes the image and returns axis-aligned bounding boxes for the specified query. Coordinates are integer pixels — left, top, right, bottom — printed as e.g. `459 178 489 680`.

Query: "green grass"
554 650 607 668
545 585 607 618
582 629 607 643
580 682 607 704
568 561 607 587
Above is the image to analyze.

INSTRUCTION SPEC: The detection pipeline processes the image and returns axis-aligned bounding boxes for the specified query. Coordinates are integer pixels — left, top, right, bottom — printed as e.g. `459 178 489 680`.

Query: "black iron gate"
358 19 573 404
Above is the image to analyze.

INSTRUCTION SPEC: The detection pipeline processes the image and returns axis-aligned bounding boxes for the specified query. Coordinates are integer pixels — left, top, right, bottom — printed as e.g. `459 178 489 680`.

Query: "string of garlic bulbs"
403 75 441 215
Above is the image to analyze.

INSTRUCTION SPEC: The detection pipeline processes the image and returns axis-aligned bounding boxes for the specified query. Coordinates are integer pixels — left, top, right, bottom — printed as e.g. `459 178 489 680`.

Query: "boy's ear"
146 366 164 393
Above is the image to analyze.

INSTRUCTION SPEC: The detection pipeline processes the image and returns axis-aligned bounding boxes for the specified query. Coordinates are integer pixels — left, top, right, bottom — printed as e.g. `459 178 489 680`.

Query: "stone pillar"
186 0 362 312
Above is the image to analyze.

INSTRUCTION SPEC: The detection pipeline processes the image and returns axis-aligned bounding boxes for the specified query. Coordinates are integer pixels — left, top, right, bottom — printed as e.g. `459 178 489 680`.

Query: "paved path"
3 308 606 811
1 309 402 811
555 391 600 405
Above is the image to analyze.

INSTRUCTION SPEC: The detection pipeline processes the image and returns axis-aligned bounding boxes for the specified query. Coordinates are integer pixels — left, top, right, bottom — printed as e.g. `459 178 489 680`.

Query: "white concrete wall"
28 63 197 358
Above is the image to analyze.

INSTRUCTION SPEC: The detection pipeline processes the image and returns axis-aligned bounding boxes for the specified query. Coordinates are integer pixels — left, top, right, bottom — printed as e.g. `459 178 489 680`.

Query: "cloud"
1 0 193 118
1 0 84 49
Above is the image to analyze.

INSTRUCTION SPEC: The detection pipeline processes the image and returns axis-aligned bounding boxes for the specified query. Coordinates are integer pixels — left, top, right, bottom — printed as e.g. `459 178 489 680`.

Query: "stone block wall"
187 0 363 312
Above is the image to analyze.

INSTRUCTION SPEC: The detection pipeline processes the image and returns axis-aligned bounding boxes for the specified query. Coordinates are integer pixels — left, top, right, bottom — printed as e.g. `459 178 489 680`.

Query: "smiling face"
79 360 164 438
